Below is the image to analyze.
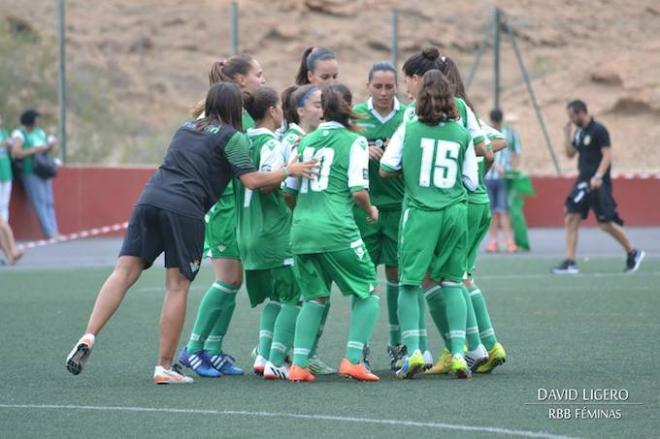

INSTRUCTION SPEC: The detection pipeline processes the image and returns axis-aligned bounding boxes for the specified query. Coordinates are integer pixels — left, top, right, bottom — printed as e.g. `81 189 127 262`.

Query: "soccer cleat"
308 354 336 375
423 350 434 370
450 354 471 379
178 348 221 377
253 354 267 376
208 352 244 376
263 361 290 380
552 259 579 274
153 365 194 384
425 348 452 375
465 344 489 372
387 344 407 371
395 349 425 379
338 358 380 382
485 240 499 253
66 334 95 375
288 364 315 382
625 249 645 273
475 342 507 374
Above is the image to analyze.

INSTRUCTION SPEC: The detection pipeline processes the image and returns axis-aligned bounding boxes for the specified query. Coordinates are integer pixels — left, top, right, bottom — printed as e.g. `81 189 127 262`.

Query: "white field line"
0 403 579 439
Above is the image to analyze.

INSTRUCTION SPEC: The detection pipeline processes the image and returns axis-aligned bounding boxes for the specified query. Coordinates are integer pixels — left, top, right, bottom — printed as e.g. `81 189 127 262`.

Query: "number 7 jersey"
288 121 370 254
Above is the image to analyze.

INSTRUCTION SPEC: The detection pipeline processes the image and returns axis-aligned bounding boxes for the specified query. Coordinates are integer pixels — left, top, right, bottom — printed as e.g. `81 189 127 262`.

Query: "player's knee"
597 221 611 232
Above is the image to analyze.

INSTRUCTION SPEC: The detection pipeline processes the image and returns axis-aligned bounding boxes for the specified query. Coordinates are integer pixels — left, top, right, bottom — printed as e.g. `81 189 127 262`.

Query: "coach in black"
553 99 644 274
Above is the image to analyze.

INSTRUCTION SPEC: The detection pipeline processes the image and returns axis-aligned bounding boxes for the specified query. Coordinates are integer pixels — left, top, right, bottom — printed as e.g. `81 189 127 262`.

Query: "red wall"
8 167 660 241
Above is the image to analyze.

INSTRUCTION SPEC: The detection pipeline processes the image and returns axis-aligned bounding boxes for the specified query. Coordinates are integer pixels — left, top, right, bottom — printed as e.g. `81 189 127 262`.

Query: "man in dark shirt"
553 99 644 274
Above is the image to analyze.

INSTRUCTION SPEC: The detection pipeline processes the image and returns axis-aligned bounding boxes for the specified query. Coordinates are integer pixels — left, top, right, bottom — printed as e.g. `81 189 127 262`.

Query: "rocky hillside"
1 0 658 174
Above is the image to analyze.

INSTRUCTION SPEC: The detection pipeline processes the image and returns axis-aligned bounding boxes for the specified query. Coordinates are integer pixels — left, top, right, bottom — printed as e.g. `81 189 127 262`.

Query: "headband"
297 86 318 108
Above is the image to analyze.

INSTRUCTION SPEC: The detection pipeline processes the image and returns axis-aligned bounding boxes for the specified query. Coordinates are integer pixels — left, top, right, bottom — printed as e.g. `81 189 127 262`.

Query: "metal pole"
503 13 562 175
230 2 239 55
493 7 501 110
57 0 67 163
391 9 399 69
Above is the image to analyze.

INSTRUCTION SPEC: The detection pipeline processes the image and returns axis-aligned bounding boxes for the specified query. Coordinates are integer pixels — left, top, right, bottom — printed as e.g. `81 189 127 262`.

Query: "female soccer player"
287 85 381 382
295 47 339 89
352 61 407 370
280 84 323 162
65 82 316 384
426 55 507 375
381 70 478 379
179 56 265 377
237 86 301 379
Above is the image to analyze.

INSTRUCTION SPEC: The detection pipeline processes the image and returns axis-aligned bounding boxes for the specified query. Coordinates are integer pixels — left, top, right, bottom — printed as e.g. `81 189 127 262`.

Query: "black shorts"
119 204 205 280
565 180 623 225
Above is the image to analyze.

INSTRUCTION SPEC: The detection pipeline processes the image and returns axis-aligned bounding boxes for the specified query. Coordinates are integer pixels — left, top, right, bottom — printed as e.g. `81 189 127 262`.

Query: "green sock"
269 304 300 367
398 284 421 353
469 283 498 350
346 294 380 364
204 292 237 355
293 300 326 367
440 283 467 356
462 285 481 351
258 301 281 360
309 302 330 357
425 285 448 349
418 291 429 352
187 280 239 354
386 280 401 346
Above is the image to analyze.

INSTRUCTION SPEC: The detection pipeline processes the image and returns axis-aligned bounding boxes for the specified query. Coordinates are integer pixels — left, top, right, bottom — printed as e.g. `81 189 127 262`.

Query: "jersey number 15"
419 138 460 189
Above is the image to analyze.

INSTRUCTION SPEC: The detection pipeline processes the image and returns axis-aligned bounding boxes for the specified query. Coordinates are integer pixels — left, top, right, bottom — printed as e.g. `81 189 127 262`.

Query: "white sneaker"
263 361 290 380
253 354 267 376
66 333 95 375
423 350 434 370
465 344 489 372
153 365 193 384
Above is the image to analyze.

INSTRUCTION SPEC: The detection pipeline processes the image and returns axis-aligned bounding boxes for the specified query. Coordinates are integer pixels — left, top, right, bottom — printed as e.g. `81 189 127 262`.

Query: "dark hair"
321 84 360 131
244 86 279 122
490 108 503 123
435 55 475 112
567 99 588 114
281 84 318 125
402 47 441 78
295 47 336 85
333 83 353 106
192 55 256 118
368 60 398 82
196 82 244 132
20 109 40 127
416 70 458 125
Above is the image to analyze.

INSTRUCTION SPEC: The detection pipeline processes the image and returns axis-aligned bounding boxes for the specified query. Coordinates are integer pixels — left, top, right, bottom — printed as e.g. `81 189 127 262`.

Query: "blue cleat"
178 348 221 378
208 352 244 376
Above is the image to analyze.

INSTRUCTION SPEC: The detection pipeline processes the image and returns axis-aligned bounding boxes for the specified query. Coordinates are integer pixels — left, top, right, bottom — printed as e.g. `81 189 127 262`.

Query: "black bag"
32 152 58 179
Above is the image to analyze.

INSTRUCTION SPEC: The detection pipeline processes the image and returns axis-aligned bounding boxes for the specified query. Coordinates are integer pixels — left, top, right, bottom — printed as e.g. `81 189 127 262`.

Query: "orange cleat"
288 364 315 382
485 240 499 253
338 358 380 382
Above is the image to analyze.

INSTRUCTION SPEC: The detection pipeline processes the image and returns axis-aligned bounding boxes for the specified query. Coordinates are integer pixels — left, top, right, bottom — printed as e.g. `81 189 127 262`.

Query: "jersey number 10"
419 138 460 189
300 147 335 193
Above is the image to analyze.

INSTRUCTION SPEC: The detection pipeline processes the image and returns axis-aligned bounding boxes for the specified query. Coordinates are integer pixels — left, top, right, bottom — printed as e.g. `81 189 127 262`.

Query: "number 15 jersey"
380 119 478 211
288 121 370 254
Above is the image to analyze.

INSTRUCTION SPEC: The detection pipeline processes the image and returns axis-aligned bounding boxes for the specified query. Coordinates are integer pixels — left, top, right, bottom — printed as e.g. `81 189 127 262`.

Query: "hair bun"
421 47 440 61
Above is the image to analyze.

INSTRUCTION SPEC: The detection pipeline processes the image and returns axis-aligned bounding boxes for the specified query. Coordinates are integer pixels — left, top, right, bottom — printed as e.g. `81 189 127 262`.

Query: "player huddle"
66 46 507 384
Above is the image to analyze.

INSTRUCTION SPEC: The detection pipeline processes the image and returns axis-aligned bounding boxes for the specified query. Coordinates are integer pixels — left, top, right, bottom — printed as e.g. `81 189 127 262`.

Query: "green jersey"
289 121 370 254
0 129 11 182
353 97 406 209
381 118 478 211
235 128 292 269
280 122 305 163
11 127 47 176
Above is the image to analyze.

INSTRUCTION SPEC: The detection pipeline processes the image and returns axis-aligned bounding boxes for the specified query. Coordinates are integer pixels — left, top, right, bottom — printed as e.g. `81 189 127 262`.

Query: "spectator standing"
0 113 12 222
10 110 59 239
485 108 521 253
